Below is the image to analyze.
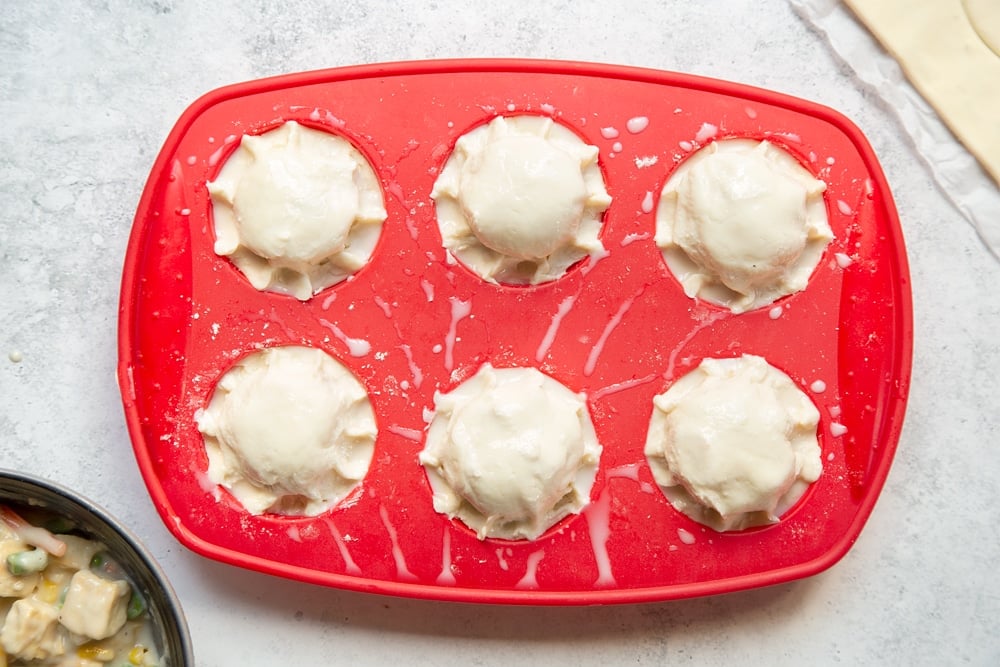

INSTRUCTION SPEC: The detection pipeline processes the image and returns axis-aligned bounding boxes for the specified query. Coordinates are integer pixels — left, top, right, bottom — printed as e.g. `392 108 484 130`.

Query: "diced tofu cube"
57 570 130 640
0 597 67 660
0 540 39 598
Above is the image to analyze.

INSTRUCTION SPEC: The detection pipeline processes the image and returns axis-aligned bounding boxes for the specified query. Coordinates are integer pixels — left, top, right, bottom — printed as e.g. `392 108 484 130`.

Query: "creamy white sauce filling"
432 115 611 284
208 121 387 300
655 140 831 313
419 365 601 540
644 355 822 531
0 514 163 666
196 346 377 516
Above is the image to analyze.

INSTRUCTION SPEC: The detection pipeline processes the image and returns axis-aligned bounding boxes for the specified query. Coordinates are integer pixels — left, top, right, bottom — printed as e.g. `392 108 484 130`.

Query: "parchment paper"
790 0 1000 260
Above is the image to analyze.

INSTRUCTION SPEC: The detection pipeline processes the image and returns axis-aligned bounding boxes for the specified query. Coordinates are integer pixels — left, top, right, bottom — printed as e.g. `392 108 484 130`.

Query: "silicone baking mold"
118 59 913 604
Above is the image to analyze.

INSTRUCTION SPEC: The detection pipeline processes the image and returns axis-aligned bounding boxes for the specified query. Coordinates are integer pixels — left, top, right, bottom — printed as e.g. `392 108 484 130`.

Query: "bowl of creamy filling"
0 469 193 666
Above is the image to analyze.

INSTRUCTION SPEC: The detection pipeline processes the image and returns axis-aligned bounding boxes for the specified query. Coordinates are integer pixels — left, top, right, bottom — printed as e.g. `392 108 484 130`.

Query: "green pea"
126 589 147 620
6 548 48 575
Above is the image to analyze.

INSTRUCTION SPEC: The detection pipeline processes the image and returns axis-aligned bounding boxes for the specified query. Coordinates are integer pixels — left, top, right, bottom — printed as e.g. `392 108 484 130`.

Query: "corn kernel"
38 577 60 604
129 646 149 665
77 644 114 661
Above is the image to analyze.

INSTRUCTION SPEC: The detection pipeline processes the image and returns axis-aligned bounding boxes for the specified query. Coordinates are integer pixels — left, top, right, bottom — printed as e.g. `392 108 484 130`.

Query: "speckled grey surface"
1 1 998 665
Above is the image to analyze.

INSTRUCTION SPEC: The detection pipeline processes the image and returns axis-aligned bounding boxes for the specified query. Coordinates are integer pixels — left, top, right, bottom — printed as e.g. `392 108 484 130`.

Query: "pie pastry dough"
845 0 1000 183
963 0 1000 57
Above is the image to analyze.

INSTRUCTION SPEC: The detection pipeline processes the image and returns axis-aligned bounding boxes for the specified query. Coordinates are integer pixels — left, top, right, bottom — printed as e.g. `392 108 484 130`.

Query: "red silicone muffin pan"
117 59 913 604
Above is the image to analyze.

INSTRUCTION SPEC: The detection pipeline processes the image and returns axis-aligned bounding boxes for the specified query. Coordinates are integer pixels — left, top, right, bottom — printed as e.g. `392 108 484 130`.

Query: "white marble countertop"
2 1 998 664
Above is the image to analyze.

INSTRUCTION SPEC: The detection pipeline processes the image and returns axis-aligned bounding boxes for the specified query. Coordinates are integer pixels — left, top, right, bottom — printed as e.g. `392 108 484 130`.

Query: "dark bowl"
0 469 193 666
